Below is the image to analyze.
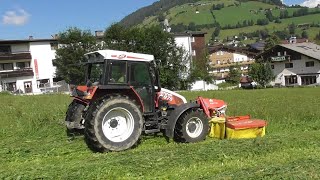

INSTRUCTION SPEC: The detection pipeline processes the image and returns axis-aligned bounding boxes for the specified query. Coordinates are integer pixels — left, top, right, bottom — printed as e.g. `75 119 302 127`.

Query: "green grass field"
1 88 320 179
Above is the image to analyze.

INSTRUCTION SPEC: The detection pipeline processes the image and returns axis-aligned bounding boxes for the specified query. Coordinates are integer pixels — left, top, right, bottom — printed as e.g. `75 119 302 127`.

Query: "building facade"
174 31 207 78
208 46 257 79
258 42 320 86
0 39 58 93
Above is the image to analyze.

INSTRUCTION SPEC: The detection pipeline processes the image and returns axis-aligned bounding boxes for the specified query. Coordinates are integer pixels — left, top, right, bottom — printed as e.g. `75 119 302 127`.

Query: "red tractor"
66 50 228 152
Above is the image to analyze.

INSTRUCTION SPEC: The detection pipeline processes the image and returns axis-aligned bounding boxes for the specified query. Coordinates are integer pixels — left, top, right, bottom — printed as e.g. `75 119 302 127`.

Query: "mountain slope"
119 0 202 27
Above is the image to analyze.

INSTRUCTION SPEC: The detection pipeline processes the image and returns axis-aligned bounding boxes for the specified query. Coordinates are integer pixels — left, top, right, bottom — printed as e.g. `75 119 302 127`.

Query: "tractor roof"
85 50 154 62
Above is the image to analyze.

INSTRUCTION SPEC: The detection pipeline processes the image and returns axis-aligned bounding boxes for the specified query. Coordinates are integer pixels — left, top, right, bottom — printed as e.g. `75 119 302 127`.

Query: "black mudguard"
165 102 200 138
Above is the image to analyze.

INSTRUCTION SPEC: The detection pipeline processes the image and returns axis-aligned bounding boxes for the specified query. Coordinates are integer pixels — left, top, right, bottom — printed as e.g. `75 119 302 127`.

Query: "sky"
0 0 318 40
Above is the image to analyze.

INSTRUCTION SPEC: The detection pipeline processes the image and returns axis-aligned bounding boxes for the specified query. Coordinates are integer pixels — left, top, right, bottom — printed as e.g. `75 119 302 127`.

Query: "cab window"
130 63 151 86
109 61 127 84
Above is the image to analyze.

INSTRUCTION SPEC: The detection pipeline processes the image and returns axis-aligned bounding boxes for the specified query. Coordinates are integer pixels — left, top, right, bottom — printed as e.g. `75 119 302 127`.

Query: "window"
0 45 11 53
16 62 28 69
277 52 281 56
284 51 287 56
217 60 221 64
88 63 104 84
271 64 274 69
5 82 16 92
109 61 127 83
0 63 14 70
285 63 293 68
285 75 297 85
301 76 317 85
130 63 151 86
306 61 314 67
192 50 196 56
37 79 50 88
50 43 58 50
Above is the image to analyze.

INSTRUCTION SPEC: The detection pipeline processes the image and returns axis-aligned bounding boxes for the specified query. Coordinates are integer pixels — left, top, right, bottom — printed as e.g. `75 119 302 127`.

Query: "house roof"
208 45 258 57
248 41 265 51
279 42 320 60
0 38 57 44
173 31 207 37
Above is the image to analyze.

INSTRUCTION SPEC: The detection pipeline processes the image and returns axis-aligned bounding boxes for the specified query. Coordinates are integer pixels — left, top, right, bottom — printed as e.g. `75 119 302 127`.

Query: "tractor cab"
72 50 161 113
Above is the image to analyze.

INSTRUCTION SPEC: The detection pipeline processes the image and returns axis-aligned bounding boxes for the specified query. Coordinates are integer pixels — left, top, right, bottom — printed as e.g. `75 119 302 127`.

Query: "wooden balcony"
0 52 32 61
0 68 34 78
211 61 254 68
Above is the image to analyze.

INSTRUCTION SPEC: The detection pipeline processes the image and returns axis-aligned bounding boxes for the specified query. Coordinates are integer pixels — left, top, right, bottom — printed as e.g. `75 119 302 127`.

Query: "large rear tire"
174 109 209 143
84 95 143 152
65 100 86 136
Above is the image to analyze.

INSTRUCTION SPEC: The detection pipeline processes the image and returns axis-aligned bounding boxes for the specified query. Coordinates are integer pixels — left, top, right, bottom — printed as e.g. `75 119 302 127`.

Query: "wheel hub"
188 123 197 133
109 119 119 128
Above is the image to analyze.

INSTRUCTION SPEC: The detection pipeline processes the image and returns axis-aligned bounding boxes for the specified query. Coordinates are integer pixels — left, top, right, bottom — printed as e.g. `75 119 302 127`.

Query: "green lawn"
1 88 320 179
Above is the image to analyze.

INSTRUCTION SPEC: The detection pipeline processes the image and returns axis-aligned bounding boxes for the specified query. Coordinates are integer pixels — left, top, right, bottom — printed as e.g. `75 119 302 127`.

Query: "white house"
259 42 320 86
0 38 58 93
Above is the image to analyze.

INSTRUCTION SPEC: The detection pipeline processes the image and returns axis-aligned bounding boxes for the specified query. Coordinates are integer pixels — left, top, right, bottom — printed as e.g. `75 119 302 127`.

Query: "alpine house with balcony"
0 38 58 93
257 42 320 86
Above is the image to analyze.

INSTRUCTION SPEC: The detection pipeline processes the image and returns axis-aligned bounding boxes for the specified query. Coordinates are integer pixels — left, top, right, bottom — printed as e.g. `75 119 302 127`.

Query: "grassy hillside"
139 0 320 42
1 88 320 179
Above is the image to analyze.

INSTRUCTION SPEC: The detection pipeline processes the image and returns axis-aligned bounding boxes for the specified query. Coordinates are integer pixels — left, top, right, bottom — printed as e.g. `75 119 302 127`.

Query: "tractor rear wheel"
65 100 86 136
84 95 143 152
174 109 209 143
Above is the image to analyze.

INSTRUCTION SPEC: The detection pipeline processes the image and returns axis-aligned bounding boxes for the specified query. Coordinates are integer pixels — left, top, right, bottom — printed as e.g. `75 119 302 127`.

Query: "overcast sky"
0 0 318 40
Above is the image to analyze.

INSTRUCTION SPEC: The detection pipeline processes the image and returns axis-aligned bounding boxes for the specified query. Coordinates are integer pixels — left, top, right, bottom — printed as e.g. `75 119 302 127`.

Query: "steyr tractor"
66 50 227 152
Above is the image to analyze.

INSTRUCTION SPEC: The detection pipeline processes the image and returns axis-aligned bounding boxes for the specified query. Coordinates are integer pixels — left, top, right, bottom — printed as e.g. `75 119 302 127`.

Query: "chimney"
51 34 59 39
95 30 104 37
29 36 33 40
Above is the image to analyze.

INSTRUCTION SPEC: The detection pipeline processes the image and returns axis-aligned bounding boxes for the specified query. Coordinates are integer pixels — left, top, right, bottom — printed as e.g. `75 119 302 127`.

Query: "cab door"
129 62 154 113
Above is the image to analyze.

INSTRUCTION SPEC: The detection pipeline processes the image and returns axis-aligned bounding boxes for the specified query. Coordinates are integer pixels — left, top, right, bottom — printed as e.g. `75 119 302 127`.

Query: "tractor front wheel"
174 109 209 143
84 95 143 152
65 100 86 136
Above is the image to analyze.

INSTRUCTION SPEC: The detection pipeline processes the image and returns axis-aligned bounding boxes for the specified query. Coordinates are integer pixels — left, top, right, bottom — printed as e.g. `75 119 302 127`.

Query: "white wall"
29 42 56 92
272 55 320 85
191 80 218 91
233 53 249 62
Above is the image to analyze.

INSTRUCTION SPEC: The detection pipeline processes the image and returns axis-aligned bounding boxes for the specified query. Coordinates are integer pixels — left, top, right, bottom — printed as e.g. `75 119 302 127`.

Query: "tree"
188 52 213 85
265 10 274 21
53 27 98 84
315 31 320 45
226 64 242 84
248 62 274 88
104 24 188 90
188 22 196 31
280 10 289 19
288 23 296 35
264 34 280 50
213 25 221 37
243 20 248 27
301 30 308 39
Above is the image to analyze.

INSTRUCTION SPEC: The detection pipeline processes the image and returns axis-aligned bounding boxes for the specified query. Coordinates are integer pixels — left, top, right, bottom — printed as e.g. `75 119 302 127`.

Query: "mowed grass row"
1 88 320 179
